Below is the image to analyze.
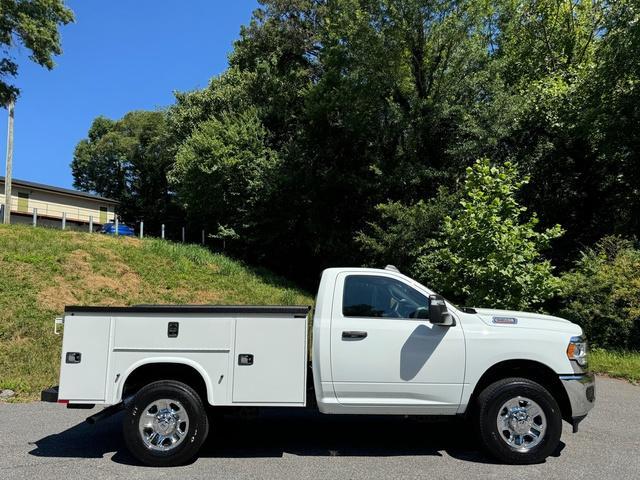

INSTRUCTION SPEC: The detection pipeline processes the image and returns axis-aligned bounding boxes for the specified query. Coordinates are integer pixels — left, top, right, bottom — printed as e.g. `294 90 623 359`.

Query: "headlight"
567 336 588 367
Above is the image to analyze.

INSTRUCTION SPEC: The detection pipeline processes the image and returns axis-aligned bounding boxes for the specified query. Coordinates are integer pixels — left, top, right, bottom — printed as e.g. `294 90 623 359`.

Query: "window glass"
342 275 429 319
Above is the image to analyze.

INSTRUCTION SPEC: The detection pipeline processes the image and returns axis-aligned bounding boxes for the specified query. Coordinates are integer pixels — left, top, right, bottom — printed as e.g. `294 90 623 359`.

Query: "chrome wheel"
496 396 547 451
138 399 190 451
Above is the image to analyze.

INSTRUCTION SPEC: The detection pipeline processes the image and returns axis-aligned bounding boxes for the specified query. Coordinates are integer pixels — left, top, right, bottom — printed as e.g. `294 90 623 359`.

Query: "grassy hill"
0 224 313 400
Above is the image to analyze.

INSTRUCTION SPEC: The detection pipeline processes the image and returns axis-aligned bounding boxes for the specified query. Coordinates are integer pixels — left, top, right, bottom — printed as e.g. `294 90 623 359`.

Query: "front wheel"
475 377 562 464
123 380 209 467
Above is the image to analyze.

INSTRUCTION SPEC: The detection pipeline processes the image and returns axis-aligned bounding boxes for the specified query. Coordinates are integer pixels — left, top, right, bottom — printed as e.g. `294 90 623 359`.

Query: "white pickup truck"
42 266 595 466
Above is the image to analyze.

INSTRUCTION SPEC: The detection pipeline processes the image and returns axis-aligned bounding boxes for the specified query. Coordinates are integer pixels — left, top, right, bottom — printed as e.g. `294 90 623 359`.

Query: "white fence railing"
0 197 114 225
0 200 210 245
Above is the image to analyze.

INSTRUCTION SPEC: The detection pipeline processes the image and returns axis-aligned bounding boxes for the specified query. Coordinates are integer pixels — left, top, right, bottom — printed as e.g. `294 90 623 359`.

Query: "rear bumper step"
41 386 59 403
40 386 95 409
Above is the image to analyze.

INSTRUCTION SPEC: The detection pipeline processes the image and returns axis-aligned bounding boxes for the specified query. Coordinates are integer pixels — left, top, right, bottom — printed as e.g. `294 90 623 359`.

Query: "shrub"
415 159 563 310
559 236 640 350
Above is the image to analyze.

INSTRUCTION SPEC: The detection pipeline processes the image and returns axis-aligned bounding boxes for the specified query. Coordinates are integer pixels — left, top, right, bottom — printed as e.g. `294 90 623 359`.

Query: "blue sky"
0 0 258 189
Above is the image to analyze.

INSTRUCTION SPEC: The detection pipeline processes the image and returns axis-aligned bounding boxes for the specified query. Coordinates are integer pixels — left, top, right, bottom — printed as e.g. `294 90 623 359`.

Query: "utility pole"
3 98 15 225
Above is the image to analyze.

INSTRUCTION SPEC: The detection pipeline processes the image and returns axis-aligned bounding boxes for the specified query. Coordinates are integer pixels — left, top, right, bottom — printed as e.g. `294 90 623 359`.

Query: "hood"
472 307 582 335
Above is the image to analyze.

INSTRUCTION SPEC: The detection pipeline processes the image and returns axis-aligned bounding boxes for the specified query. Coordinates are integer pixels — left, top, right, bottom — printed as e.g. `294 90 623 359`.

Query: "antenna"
384 265 400 273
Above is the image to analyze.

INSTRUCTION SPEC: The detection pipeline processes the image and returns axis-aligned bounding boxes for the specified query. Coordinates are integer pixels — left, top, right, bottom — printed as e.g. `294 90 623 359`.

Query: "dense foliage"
72 0 640 307
169 108 280 251
413 159 563 310
560 237 640 350
71 111 180 232
355 188 457 272
0 0 74 105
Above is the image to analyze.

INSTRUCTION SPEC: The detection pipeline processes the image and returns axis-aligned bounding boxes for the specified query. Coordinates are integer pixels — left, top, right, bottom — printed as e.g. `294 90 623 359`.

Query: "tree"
169 108 280 252
495 0 605 84
415 159 563 310
491 0 609 266
577 0 640 244
166 67 256 150
71 111 178 229
356 187 457 272
0 0 74 105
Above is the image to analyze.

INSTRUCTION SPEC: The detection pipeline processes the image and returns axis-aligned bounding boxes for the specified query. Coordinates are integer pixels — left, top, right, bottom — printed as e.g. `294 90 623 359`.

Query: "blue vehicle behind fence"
100 222 135 236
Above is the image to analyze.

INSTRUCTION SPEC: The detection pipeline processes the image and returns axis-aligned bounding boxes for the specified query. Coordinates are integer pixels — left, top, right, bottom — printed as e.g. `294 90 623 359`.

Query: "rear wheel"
123 380 209 467
475 377 562 464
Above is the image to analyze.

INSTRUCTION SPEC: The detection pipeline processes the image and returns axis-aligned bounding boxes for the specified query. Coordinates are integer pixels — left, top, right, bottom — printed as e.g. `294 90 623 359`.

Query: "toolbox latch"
66 352 82 364
168 322 179 338
238 354 254 366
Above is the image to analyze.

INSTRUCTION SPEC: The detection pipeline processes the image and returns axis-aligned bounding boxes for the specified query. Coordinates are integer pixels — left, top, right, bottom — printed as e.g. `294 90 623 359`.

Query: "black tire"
123 380 209 467
475 377 562 465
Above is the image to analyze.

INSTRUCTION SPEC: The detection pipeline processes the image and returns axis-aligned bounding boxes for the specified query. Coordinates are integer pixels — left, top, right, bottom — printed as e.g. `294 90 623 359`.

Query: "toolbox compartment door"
58 314 111 402
232 315 307 404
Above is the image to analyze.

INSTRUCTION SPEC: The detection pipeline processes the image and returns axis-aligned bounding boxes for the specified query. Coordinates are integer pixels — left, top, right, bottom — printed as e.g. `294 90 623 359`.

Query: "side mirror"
429 294 455 326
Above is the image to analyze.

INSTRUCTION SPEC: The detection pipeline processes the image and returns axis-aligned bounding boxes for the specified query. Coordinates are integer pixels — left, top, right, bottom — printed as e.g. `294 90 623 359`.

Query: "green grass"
0 224 313 400
590 349 640 384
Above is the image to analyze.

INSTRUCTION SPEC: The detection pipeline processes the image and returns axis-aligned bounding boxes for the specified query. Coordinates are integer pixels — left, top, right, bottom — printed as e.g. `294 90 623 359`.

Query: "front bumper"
559 373 596 432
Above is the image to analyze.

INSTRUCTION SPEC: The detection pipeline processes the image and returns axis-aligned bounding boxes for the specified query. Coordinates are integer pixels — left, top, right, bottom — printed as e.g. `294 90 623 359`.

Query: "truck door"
330 272 465 414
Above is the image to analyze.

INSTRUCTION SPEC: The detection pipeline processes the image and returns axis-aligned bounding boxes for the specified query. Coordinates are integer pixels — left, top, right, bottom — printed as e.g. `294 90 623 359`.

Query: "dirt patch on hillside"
38 249 144 311
74 249 141 290
39 284 78 312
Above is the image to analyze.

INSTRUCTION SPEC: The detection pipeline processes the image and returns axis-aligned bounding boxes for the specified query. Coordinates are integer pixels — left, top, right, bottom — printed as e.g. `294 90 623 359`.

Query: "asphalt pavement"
0 376 637 480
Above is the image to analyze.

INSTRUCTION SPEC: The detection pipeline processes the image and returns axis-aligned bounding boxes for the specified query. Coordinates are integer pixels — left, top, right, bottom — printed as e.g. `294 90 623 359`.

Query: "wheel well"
121 363 209 403
467 359 572 421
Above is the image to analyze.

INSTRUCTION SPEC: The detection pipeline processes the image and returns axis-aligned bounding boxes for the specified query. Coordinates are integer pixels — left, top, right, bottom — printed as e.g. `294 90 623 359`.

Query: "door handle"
342 331 368 340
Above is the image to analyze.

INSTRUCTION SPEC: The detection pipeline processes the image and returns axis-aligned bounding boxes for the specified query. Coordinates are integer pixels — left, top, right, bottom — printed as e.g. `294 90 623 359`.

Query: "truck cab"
313 267 592 416
313 267 465 415
42 266 595 467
